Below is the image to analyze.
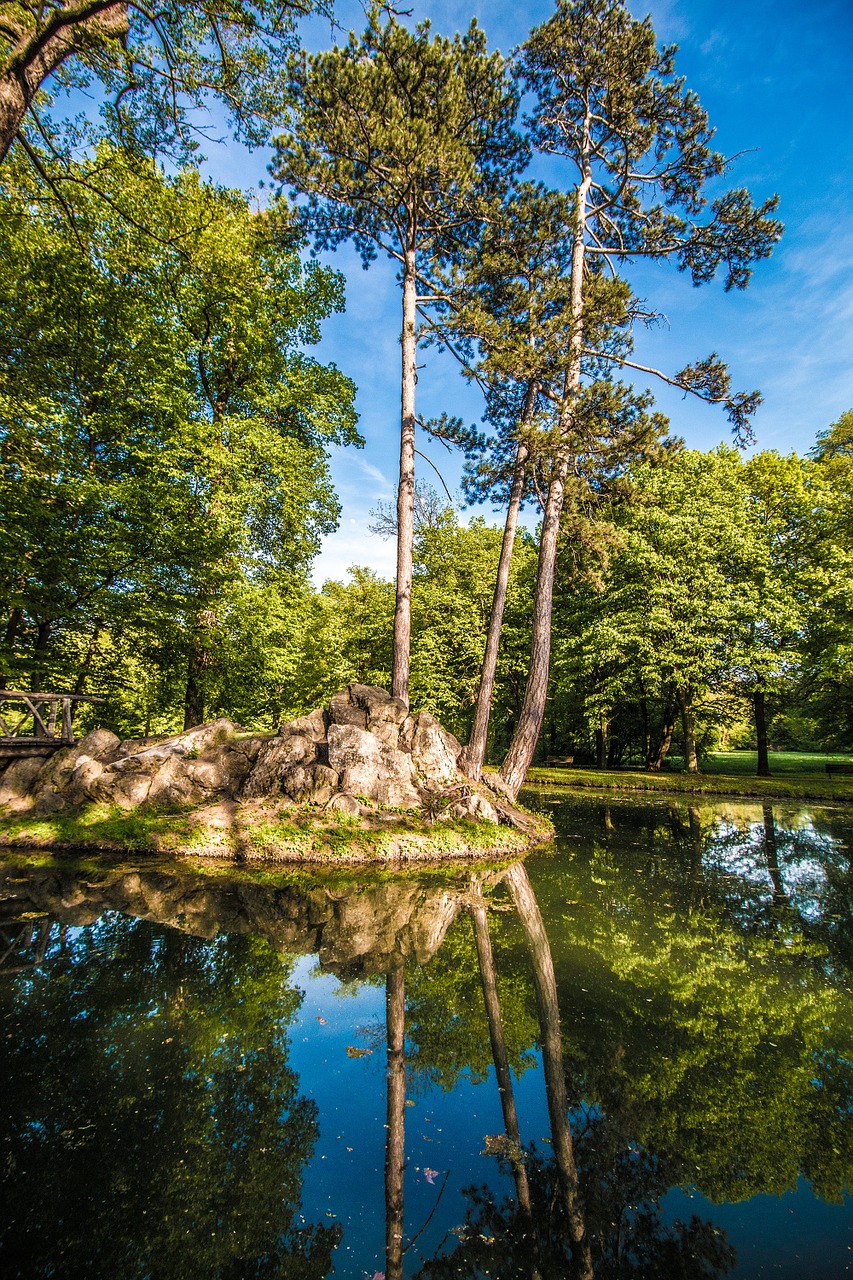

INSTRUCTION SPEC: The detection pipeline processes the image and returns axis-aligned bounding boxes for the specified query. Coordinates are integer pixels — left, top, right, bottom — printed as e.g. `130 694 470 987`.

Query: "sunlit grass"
522 752 853 802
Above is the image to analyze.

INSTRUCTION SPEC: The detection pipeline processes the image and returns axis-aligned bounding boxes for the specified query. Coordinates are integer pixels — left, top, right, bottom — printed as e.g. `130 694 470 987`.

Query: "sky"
202 0 853 585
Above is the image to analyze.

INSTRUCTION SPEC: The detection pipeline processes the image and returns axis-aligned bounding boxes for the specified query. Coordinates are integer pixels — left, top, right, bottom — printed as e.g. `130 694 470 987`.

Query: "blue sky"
203 0 853 583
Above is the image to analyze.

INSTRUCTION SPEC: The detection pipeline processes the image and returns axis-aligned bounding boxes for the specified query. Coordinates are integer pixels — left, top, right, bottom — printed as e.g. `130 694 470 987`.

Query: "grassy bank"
522 751 853 802
0 799 549 862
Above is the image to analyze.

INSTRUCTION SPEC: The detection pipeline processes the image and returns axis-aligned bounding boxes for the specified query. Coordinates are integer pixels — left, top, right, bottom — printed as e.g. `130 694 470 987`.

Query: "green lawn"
522 751 853 801
701 750 853 775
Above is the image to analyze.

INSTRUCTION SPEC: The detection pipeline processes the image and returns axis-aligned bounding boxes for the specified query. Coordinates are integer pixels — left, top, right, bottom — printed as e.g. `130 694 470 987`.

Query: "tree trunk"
677 687 699 773
646 696 677 770
754 684 771 777
506 863 592 1280
0 3 128 163
469 882 535 1223
499 459 568 798
391 219 418 707
29 619 51 703
183 657 205 730
595 718 608 770
687 804 706 912
498 138 592 802
384 961 406 1280
459 393 535 780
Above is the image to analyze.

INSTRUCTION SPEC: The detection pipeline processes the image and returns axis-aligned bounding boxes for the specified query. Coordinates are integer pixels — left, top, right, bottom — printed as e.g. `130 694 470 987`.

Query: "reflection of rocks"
0 858 471 977
0 686 537 845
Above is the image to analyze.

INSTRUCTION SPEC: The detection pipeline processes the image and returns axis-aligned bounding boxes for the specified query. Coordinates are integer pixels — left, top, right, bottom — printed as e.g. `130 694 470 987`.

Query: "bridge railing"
0 691 105 756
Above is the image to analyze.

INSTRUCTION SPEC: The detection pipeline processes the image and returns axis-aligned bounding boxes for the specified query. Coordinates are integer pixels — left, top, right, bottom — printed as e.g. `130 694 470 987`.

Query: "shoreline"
521 765 853 804
0 798 553 864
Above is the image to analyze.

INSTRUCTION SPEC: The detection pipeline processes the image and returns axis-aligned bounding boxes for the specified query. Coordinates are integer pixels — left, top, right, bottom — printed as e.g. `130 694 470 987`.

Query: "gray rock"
329 684 408 739
241 735 318 798
77 728 122 759
329 688 368 729
280 708 328 741
405 711 462 784
65 755 105 804
447 792 500 824
326 792 361 817
31 727 121 799
327 722 422 809
0 755 48 808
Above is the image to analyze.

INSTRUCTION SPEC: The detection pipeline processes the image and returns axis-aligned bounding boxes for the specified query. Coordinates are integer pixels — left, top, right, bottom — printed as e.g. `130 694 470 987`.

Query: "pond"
1 791 851 1278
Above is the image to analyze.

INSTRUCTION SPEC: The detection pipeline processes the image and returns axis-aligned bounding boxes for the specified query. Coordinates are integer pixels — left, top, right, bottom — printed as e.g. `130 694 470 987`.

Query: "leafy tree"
738 451 808 773
496 0 781 798
0 0 325 167
274 10 524 704
799 412 853 746
0 149 359 721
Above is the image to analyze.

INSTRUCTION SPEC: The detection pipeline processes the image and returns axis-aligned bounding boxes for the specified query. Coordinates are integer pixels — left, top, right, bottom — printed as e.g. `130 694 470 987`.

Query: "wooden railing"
0 690 104 757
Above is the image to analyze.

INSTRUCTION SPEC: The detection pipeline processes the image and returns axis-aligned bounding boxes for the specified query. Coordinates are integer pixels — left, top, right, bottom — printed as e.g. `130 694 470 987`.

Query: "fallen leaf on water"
423 1168 439 1185
316 1017 327 1025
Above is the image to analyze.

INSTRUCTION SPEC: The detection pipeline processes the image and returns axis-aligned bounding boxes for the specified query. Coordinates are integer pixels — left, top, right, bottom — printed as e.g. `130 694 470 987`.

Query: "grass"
522 750 853 802
0 797 548 862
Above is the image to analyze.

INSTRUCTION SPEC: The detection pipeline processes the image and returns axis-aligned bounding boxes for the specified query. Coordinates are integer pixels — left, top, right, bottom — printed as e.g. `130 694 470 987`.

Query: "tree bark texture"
754 684 771 777
391 224 417 706
762 804 787 906
499 459 568 798
0 2 128 162
459 405 534 780
677 687 699 772
646 697 677 771
506 862 592 1280
384 961 406 1280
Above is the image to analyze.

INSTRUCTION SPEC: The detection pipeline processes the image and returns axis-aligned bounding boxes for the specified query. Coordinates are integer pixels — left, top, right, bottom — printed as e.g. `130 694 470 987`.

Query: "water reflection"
0 794 850 1277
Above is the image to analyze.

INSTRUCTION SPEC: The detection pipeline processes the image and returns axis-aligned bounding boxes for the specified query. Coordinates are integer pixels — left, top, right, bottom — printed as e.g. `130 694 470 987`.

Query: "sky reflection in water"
0 791 851 1278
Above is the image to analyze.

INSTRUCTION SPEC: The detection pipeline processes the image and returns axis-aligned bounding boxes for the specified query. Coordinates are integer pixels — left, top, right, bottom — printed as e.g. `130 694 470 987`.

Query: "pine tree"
273 10 523 704
496 0 782 799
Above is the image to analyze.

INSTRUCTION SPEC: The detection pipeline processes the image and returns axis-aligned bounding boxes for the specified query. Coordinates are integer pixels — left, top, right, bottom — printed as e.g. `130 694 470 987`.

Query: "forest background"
1 0 851 775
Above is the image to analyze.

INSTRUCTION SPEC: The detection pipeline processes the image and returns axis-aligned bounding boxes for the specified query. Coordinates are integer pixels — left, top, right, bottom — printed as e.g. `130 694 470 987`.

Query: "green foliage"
0 148 359 727
275 10 524 270
0 922 340 1276
1 0 328 166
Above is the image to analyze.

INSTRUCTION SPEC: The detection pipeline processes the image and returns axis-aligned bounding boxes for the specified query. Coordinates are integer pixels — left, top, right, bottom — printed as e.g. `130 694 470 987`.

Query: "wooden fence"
0 690 104 758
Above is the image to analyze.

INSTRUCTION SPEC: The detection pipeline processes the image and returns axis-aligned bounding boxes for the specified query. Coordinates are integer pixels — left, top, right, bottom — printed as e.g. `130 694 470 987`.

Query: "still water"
1 792 851 1278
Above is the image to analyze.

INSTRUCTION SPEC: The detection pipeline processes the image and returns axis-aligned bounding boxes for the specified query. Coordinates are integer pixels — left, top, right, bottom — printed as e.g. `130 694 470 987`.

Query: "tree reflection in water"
0 920 339 1279
0 794 850 1278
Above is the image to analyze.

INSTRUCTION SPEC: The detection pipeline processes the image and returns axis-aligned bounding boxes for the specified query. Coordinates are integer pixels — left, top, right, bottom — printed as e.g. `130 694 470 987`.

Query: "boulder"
327 723 421 809
280 708 328 741
0 755 48 809
241 735 318 798
326 792 361 817
329 688 368 730
403 711 462 785
31 727 121 798
329 684 408 742
145 755 207 808
65 755 105 805
447 792 500 824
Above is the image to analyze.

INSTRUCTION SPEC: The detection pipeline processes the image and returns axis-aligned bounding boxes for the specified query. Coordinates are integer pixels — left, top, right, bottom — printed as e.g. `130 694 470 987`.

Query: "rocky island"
0 684 550 862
